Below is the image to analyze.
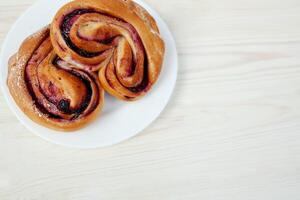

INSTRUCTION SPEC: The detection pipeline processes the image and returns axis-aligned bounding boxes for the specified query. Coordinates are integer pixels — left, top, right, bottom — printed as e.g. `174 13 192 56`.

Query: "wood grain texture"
1 0 300 199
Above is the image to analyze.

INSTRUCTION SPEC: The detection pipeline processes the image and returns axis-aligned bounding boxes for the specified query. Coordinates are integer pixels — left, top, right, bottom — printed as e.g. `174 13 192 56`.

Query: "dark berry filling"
60 9 102 58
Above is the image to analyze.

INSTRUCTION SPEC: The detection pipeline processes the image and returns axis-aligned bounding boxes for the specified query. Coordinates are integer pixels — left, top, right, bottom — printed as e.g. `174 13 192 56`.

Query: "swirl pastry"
51 0 165 101
7 27 104 131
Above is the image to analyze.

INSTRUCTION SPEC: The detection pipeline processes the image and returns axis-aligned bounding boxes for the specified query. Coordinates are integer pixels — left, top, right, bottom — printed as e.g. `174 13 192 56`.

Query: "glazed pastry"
51 0 165 101
7 27 104 131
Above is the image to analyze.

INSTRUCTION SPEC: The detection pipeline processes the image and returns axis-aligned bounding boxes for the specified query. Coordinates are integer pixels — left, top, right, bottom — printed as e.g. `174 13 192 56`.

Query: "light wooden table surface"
1 0 300 199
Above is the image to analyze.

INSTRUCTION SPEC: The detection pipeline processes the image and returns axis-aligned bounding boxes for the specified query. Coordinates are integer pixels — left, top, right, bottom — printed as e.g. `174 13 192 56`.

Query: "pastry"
51 0 165 101
7 26 104 131
7 0 165 131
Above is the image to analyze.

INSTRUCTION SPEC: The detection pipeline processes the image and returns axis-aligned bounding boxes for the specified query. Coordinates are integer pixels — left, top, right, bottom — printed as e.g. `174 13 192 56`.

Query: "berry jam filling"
52 57 95 118
60 9 102 58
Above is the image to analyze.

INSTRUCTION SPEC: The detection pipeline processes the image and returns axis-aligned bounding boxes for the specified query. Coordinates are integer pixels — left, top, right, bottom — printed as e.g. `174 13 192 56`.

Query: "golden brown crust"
7 26 104 132
51 0 165 101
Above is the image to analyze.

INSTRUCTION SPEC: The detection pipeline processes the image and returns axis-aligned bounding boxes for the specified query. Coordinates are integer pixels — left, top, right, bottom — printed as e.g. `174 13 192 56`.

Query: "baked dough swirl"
51 0 165 101
7 27 104 131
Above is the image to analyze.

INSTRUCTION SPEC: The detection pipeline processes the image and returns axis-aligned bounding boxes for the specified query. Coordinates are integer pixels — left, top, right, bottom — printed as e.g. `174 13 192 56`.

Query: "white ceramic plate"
0 0 177 148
